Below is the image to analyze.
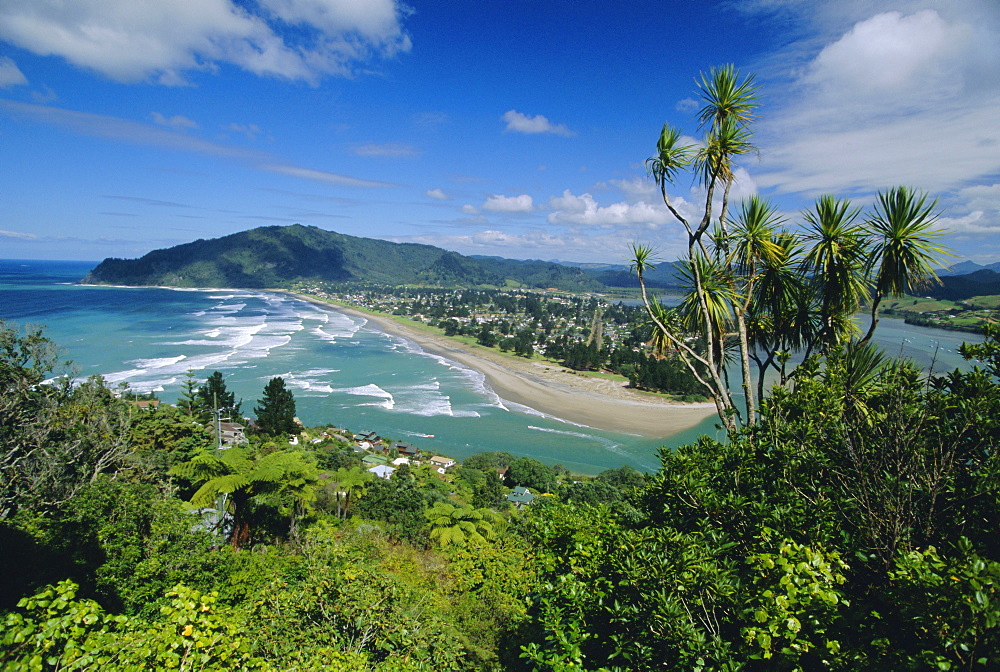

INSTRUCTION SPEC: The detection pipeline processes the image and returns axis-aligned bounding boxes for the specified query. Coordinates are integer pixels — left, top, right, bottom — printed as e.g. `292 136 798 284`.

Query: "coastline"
287 292 716 439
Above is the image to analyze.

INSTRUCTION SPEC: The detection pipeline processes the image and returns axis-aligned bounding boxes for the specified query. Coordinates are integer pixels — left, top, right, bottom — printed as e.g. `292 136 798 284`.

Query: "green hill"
80 224 601 291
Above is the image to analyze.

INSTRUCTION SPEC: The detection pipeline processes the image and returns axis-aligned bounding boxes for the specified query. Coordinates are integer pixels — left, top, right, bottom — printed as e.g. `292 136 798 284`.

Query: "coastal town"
292 282 708 400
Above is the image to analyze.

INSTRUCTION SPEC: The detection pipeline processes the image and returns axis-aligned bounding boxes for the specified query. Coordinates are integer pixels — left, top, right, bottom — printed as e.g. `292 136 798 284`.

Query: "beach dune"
293 294 716 439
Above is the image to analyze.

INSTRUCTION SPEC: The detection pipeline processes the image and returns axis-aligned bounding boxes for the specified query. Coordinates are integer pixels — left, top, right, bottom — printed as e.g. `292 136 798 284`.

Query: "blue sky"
1 0 998 265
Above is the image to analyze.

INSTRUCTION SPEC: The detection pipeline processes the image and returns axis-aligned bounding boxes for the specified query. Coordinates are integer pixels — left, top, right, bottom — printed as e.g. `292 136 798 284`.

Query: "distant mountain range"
81 225 604 291
935 260 1000 276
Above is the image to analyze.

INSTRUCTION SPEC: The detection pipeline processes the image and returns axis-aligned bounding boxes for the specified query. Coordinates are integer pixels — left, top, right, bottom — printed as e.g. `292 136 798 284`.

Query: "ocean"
0 259 985 474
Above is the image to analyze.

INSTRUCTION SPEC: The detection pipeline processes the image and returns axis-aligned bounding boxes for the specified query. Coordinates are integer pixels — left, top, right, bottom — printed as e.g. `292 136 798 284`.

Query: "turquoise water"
1 260 728 474
0 260 983 474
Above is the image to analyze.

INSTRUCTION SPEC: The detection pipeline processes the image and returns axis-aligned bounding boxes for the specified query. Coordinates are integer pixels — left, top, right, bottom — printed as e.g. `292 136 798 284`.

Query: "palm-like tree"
424 502 501 547
746 231 814 396
860 186 948 344
801 195 870 352
677 253 735 366
696 63 760 129
645 124 694 225
644 299 681 359
330 466 372 520
630 244 732 425
725 195 785 423
169 446 317 549
695 65 760 246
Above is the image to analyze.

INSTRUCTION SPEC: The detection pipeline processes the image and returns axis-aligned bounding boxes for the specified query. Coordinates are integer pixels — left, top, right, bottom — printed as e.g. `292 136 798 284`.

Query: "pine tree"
177 370 202 418
254 377 297 437
196 371 241 421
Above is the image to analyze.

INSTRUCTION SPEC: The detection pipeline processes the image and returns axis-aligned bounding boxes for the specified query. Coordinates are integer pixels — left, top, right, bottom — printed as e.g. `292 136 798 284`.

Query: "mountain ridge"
81 224 603 291
80 224 999 296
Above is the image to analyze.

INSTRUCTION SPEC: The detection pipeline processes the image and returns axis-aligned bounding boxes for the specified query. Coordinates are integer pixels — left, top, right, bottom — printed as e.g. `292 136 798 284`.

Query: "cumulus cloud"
755 4 1000 203
151 112 198 129
482 194 534 212
425 188 448 200
461 204 478 214
0 56 26 87
546 190 673 228
804 10 961 104
392 225 687 264
501 110 573 136
0 0 411 84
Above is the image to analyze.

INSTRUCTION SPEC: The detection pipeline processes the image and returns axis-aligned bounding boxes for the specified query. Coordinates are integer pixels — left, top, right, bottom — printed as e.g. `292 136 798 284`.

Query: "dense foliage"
3 317 1000 670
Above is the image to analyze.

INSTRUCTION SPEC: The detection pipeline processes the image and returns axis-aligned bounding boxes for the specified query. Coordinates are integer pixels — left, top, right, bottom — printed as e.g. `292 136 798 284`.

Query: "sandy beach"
289 293 716 439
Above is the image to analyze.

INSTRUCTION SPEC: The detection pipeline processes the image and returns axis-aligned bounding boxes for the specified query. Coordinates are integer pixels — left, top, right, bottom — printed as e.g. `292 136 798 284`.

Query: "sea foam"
332 384 395 410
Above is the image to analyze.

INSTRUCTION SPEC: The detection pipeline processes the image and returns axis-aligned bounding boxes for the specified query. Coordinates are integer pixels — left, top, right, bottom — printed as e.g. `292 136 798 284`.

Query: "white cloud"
755 4 1000 203
31 84 58 103
0 99 259 158
0 56 26 87
675 97 698 112
393 226 686 264
151 112 198 129
0 228 37 239
938 210 997 235
461 204 478 214
804 10 969 108
482 194 534 212
606 177 658 200
958 183 1000 214
0 99 396 190
501 109 573 137
546 190 673 228
425 188 448 200
259 0 406 39
262 164 397 188
0 0 411 84
936 183 1000 234
413 111 449 129
352 143 418 157
224 122 262 138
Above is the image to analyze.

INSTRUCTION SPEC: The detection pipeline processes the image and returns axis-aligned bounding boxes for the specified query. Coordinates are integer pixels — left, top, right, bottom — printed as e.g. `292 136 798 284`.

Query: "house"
362 454 388 466
496 466 509 482
393 442 420 457
131 399 160 410
391 457 411 466
216 422 248 447
367 464 395 480
429 456 456 470
354 430 381 446
507 486 535 508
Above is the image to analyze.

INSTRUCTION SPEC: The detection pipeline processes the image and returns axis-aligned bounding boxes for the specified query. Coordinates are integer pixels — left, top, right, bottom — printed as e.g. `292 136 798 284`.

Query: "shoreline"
286 292 716 439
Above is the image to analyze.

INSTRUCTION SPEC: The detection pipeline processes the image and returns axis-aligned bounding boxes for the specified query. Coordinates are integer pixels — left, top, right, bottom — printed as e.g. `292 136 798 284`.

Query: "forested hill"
80 224 602 291
925 268 1000 301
